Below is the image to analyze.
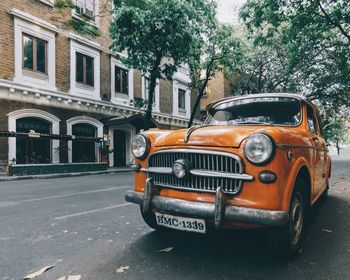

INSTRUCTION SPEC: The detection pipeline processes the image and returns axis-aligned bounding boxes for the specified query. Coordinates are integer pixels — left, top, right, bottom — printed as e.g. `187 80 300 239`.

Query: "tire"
269 179 308 261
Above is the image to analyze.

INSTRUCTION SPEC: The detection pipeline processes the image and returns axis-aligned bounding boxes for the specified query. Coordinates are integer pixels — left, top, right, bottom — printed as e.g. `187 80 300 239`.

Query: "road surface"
0 159 349 279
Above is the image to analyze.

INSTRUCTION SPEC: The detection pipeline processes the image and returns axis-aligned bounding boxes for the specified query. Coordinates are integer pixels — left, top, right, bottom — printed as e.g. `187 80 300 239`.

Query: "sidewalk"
0 167 131 182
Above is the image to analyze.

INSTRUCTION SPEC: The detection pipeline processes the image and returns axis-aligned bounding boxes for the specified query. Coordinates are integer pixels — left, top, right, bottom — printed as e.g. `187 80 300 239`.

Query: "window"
115 66 128 95
178 89 186 111
16 117 51 164
206 97 302 126
307 105 318 134
76 52 94 86
72 123 97 162
23 34 47 74
75 0 96 19
70 40 100 98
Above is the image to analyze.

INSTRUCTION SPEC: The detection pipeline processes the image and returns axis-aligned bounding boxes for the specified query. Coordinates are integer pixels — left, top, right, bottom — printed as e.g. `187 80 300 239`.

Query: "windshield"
205 97 302 126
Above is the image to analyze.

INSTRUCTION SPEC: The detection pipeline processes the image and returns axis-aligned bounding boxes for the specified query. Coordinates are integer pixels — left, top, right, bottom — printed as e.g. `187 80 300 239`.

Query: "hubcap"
289 193 304 246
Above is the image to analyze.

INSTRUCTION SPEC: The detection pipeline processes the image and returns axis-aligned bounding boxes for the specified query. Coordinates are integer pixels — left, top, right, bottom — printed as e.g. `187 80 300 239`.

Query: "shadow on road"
112 193 350 280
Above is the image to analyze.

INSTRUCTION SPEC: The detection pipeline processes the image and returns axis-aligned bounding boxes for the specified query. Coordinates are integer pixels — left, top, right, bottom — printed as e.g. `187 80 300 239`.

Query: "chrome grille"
148 150 244 194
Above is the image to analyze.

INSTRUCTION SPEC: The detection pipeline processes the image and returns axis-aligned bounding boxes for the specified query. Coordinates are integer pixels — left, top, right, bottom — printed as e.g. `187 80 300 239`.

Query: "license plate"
155 212 206 234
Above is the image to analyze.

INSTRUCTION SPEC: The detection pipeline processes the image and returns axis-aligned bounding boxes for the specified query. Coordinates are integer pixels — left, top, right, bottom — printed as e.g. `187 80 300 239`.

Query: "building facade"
0 0 196 170
200 72 241 120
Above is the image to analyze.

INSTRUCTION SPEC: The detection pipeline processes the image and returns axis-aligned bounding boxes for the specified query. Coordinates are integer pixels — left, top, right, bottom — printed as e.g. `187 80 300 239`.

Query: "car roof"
207 93 314 110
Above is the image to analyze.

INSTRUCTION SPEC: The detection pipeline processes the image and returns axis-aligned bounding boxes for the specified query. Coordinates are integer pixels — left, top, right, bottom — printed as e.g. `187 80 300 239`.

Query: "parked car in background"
126 93 331 259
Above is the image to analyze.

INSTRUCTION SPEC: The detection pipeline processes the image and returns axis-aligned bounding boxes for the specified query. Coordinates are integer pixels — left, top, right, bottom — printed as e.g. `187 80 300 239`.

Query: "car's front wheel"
270 179 308 260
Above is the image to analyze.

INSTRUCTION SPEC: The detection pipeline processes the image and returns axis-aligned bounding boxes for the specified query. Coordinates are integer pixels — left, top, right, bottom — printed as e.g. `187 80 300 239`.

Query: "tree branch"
315 0 350 44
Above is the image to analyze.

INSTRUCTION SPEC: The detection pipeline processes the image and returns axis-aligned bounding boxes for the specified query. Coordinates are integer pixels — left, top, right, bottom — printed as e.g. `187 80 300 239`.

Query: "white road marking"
0 201 19 207
54 202 132 220
0 186 132 208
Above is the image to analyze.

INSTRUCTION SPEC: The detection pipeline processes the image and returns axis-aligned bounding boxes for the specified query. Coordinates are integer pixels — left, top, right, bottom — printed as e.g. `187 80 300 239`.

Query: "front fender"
282 157 311 211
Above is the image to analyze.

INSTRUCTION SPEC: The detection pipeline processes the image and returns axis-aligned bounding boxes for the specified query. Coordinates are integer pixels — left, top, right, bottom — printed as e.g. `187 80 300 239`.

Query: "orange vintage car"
125 93 331 258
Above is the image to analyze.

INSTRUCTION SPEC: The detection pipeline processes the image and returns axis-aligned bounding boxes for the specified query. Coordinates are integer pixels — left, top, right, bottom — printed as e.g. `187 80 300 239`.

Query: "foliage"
111 0 216 129
188 23 245 127
240 0 350 138
323 106 350 144
54 0 74 9
69 18 101 37
54 0 101 37
233 27 298 95
133 97 148 110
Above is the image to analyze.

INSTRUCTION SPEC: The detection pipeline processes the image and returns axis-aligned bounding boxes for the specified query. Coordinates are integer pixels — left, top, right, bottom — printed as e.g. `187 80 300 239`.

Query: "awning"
103 113 157 129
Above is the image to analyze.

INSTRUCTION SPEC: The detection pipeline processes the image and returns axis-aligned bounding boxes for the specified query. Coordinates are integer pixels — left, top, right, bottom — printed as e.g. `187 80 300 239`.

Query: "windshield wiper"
236 121 271 125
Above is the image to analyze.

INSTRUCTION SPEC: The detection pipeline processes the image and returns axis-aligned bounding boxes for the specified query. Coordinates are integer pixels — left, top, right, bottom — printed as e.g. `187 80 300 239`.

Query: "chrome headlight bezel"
243 133 275 165
131 134 150 159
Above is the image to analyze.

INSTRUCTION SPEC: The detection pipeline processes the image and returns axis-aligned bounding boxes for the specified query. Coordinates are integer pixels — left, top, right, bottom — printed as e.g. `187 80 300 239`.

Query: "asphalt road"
0 160 350 280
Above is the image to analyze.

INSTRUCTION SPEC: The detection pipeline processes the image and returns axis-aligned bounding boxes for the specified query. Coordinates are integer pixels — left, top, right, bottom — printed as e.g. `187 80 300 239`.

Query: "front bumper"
125 179 289 228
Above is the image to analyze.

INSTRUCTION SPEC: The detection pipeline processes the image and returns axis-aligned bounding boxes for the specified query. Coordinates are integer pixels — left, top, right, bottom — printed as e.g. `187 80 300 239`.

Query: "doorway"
114 130 127 167
72 123 97 163
16 117 52 164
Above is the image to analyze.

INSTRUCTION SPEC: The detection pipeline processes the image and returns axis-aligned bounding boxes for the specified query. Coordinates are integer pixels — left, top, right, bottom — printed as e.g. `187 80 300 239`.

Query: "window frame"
75 52 95 87
22 33 48 75
69 39 100 99
12 13 57 90
172 80 190 118
110 57 134 105
178 88 186 111
114 66 129 95
306 104 319 135
75 0 96 19
72 0 99 26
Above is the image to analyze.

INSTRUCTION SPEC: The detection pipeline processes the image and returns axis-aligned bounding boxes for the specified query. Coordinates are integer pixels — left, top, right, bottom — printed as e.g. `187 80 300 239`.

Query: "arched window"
16 117 52 164
72 123 97 162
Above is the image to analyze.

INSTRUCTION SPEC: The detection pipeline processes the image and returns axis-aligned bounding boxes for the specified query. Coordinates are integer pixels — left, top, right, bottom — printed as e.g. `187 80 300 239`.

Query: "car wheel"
270 179 307 260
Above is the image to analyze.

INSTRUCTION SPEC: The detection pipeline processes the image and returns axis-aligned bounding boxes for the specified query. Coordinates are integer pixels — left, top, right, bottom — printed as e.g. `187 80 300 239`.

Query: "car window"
206 97 302 126
307 105 318 135
316 112 324 137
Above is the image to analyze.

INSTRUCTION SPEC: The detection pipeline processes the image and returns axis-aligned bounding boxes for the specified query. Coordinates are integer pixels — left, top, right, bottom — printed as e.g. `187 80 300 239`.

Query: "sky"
216 0 246 24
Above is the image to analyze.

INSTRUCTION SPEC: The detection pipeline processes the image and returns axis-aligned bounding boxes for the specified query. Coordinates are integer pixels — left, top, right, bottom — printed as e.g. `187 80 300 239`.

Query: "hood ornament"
184 124 215 143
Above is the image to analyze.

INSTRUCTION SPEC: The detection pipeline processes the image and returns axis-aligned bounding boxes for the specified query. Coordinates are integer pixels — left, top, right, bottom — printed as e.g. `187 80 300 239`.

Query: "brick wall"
159 79 173 115
133 70 142 99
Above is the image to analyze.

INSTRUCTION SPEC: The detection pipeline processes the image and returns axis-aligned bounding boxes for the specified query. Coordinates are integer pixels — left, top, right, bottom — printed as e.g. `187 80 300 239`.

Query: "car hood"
154 125 273 148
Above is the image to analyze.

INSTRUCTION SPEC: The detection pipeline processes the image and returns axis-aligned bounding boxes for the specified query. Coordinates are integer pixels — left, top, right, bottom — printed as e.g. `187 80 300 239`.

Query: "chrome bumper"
125 179 289 228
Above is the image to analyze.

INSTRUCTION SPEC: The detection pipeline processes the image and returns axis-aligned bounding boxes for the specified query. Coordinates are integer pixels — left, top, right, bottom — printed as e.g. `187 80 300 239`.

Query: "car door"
306 105 325 197
315 110 328 189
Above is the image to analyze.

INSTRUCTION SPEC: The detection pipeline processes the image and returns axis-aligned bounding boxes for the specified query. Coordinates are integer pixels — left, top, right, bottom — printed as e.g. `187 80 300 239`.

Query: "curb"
0 168 131 182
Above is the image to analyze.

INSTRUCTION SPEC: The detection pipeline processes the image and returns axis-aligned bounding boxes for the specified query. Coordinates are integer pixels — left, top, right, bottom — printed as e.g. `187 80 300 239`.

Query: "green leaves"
110 0 217 129
241 0 350 140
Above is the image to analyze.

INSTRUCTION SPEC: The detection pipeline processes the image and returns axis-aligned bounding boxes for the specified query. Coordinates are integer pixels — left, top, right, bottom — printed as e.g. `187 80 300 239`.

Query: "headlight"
244 133 275 165
132 134 150 159
172 159 191 179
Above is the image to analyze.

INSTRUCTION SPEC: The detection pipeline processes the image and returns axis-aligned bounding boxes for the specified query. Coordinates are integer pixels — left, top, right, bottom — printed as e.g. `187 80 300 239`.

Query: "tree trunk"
336 138 340 155
188 91 203 128
188 79 209 128
144 56 162 130
145 75 157 130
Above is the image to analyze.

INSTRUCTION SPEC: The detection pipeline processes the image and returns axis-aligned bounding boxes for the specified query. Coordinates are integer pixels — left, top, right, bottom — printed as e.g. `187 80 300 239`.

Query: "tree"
188 24 245 127
110 0 215 129
235 27 299 95
240 0 350 139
